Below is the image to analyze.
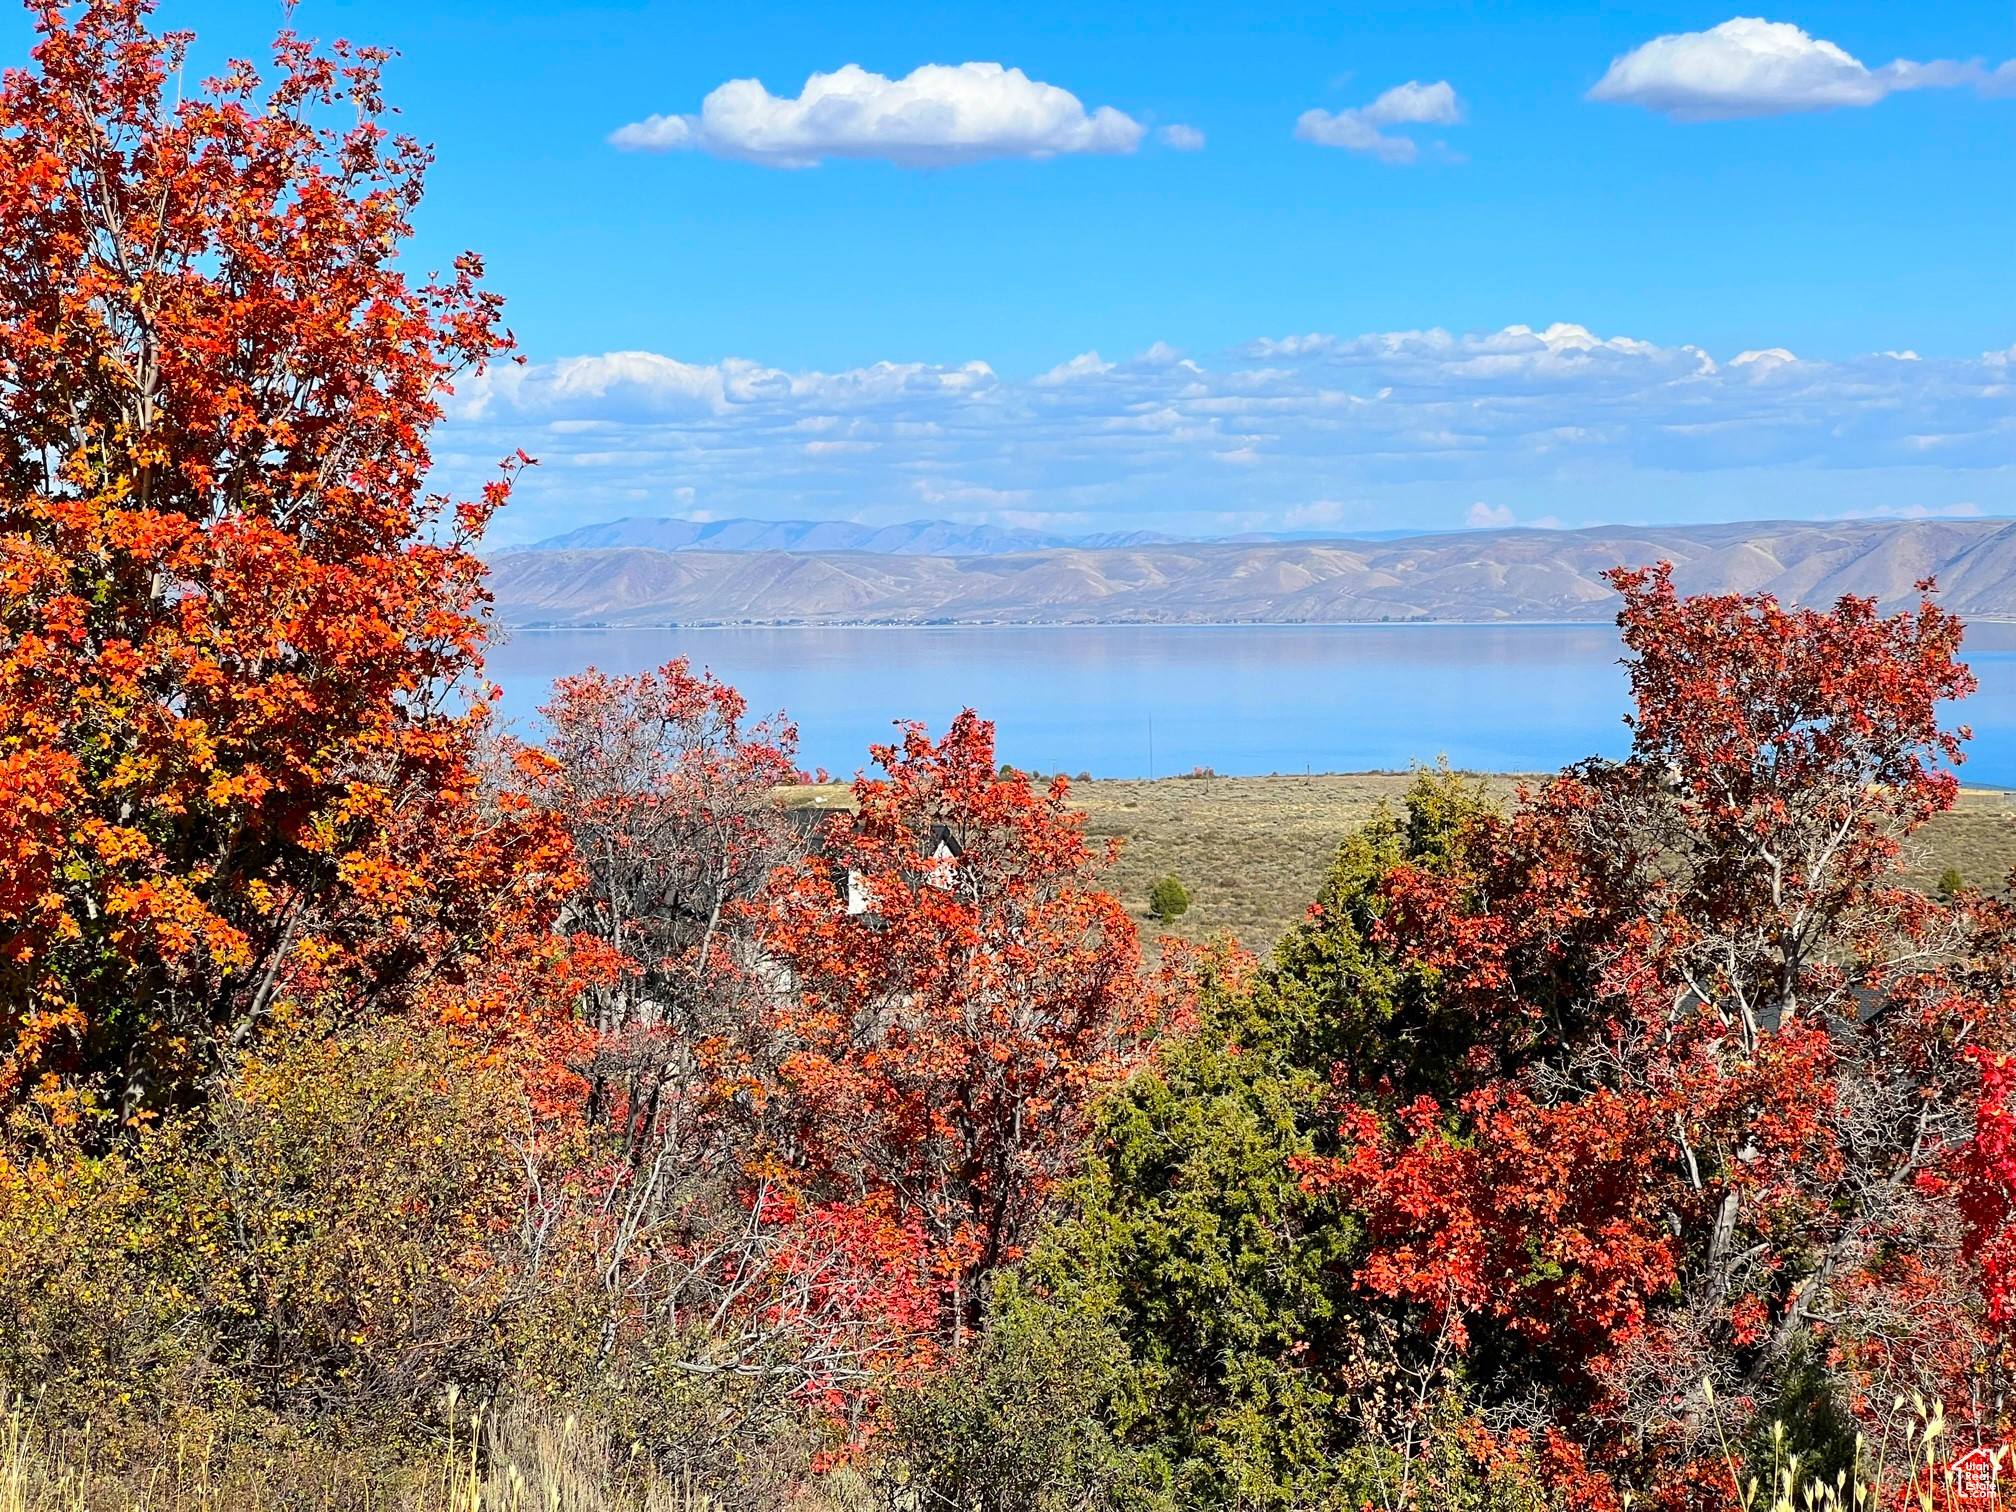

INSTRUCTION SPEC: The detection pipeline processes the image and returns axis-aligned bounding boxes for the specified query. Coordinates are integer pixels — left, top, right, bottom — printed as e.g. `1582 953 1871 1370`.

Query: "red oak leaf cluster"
517 681 1170 1413
523 660 802 1152
1958 1048 2016 1326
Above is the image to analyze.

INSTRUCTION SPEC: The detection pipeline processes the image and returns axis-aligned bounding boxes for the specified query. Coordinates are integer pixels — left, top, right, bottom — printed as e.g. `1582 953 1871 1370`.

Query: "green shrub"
871 1278 1127 1512
1031 945 1368 1510
1147 874 1191 921
1017 770 1507 1511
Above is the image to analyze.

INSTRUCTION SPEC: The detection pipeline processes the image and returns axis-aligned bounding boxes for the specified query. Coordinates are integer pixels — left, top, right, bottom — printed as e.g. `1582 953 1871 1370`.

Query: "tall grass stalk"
0 1389 744 1512
1703 1379 2007 1512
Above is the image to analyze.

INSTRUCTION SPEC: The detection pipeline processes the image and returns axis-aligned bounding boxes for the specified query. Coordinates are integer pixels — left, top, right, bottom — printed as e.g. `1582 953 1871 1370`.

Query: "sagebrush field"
788 773 2016 952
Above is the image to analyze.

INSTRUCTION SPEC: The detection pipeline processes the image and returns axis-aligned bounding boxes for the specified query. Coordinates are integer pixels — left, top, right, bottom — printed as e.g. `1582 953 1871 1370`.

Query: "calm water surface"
487 623 2016 786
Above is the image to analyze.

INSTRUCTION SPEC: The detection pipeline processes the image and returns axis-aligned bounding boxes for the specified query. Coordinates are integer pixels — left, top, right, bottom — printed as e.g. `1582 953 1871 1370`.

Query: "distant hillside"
511 514 1425 556
519 515 1188 555
488 518 2016 628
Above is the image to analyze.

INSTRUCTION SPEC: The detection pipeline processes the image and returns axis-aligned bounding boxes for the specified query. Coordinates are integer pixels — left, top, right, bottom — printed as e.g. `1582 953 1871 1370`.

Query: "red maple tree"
1297 566 2011 1500
0 0 519 1114
761 711 1171 1338
526 659 802 1157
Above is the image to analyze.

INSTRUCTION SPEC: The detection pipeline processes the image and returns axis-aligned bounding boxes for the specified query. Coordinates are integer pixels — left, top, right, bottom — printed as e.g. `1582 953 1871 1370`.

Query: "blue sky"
11 1 2012 540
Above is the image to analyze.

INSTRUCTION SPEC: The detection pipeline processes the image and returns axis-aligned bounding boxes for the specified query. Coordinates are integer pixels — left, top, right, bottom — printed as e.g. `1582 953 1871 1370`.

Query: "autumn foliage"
1287 566 2012 1504
762 712 1167 1335
5 5 2016 1511
0 0 527 1117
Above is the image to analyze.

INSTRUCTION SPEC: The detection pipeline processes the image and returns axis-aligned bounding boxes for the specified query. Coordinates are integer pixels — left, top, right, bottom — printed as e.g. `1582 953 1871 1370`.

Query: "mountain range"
514 515 1422 556
487 518 2016 628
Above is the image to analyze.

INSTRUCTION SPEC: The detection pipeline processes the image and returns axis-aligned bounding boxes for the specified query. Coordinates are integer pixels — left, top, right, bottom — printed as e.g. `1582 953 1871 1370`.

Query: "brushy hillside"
489 517 2016 627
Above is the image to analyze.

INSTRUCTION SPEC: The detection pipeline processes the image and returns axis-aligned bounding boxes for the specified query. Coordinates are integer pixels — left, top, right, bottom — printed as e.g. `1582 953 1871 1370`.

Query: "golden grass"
782 773 2016 958
6 1384 1993 1512
1073 771 1523 953
1084 775 2016 955
0 1390 819 1512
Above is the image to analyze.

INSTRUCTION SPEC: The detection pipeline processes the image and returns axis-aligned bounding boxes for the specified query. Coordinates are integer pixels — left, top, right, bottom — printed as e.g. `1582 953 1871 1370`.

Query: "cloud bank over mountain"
440 323 2015 545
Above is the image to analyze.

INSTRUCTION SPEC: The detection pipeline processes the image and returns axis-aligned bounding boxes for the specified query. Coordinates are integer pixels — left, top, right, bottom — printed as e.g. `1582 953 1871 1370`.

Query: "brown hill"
487 519 2016 627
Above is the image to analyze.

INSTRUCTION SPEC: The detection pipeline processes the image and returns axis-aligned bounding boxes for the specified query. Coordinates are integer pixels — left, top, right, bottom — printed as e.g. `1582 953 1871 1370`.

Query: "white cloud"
1034 351 1116 386
456 351 997 421
1855 502 1985 520
1159 123 1206 150
1241 322 1705 385
1588 17 2015 120
1465 503 1565 530
1296 80 1463 163
609 62 1145 167
445 325 2014 543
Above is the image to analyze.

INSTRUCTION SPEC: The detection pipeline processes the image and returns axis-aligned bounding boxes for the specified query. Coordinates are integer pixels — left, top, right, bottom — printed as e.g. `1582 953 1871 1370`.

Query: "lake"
487 622 2016 787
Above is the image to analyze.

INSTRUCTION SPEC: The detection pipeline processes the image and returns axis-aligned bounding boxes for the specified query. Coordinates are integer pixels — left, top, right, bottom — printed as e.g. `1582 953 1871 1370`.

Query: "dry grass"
1072 771 1523 953
0 1390 835 1512
1085 775 2016 955
1908 786 2016 894
782 773 2016 958
1 1384 1984 1512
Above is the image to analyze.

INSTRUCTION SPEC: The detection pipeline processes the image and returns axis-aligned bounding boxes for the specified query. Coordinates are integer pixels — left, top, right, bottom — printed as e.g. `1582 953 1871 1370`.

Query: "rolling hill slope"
487 519 2016 627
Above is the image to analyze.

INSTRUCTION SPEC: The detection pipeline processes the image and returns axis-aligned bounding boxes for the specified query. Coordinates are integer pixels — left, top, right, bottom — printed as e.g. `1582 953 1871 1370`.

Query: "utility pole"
1148 715 1154 782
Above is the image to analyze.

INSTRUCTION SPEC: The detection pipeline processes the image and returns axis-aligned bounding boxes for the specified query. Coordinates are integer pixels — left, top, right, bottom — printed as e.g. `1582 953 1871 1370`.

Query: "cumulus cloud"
1159 123 1206 150
443 324 2013 542
1589 17 2015 120
1240 322 1697 386
1296 80 1463 163
1278 500 1352 529
1034 351 1116 386
609 62 1145 167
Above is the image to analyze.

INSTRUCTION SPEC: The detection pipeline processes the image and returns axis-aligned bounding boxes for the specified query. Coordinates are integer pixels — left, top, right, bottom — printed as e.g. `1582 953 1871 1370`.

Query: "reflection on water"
484 622 2016 786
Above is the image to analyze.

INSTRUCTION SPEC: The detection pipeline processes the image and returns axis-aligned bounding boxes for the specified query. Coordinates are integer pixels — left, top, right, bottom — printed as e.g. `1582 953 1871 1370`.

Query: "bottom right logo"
1952 1445 2007 1510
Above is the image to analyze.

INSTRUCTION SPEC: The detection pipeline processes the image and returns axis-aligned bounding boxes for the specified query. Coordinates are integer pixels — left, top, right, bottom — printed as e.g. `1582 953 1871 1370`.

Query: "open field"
1082 774 2016 953
1075 771 1521 951
787 773 2016 957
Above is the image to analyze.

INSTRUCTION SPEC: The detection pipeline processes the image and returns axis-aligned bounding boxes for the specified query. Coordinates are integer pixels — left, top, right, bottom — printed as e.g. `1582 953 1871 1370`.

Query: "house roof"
780 805 965 863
